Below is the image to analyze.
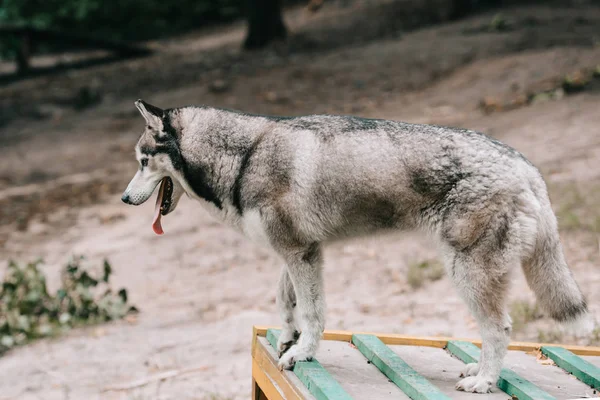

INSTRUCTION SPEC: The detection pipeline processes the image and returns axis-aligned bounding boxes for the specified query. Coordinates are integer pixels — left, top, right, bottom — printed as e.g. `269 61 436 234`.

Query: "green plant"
551 182 600 234
591 328 600 346
562 72 590 94
407 260 444 289
510 299 543 332
489 13 510 32
0 0 245 61
0 256 137 355
537 329 563 343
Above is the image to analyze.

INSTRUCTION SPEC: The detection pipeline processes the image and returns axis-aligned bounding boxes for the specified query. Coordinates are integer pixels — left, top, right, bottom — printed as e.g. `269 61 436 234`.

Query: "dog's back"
246 115 538 242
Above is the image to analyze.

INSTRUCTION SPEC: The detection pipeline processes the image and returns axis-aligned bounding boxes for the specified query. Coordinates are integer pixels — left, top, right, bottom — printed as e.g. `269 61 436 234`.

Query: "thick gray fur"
122 101 591 394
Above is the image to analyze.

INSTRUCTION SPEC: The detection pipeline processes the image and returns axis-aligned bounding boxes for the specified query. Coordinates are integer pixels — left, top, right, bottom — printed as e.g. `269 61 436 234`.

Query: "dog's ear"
135 99 164 129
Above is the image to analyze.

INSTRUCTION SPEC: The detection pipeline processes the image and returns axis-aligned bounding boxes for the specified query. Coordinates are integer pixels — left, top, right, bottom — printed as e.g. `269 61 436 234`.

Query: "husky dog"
122 100 592 393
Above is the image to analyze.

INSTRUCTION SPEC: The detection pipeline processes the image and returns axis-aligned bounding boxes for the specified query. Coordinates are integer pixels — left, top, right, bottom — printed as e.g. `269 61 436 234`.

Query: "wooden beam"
253 326 600 356
252 339 305 400
541 346 600 389
266 329 353 400
252 358 285 400
446 341 556 400
352 334 451 400
252 376 269 400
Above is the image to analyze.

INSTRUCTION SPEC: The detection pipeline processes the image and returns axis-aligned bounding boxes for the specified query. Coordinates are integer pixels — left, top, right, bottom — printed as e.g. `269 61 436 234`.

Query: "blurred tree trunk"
451 0 503 19
16 32 32 75
450 0 474 19
243 0 287 50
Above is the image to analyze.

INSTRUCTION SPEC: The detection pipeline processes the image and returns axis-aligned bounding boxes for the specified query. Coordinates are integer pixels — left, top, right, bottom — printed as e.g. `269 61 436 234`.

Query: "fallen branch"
102 365 211 392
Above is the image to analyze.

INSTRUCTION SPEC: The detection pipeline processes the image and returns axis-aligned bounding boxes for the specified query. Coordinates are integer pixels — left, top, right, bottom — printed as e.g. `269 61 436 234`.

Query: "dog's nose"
121 193 131 204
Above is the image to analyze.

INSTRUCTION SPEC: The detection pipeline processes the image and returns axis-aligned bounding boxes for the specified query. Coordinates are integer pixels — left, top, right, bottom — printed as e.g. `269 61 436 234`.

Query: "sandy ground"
1 3 600 400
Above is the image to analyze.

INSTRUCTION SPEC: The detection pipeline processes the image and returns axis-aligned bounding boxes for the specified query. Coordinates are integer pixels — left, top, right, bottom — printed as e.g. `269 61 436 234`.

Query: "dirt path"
1 4 599 400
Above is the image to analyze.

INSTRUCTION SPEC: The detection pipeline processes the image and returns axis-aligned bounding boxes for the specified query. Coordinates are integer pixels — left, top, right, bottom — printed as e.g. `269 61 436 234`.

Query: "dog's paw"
277 345 313 371
277 329 299 357
460 362 480 377
455 376 493 393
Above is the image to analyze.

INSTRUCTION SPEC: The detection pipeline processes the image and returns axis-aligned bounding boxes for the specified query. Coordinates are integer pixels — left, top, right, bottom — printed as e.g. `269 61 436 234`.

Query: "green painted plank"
446 341 556 400
541 346 600 389
351 334 451 400
266 329 353 400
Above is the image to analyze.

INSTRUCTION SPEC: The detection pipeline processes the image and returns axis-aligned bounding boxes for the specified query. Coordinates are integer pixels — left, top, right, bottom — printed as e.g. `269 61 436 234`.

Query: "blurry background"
1 0 599 399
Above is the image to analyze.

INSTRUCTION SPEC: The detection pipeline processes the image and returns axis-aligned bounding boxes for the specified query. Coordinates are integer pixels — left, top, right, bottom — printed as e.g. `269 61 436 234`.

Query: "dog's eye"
141 159 148 167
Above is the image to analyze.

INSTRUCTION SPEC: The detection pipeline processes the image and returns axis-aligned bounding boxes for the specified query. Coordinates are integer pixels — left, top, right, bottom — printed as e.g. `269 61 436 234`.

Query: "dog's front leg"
276 265 299 357
277 243 325 370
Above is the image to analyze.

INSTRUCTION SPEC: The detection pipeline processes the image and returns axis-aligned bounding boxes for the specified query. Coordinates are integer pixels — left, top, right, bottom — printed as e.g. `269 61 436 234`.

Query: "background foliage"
0 0 243 59
0 257 137 355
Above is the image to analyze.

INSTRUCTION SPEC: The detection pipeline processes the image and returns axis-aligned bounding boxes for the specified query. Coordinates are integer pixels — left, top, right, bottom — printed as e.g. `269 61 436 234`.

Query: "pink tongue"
152 179 165 235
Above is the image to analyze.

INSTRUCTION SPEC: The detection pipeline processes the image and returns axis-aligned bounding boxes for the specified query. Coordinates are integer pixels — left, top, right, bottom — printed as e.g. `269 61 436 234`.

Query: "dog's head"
121 100 185 235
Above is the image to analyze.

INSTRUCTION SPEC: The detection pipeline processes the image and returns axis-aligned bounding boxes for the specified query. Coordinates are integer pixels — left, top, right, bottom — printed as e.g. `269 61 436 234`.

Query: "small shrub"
537 330 563 344
407 260 445 289
551 183 600 234
0 256 137 355
489 13 511 32
510 300 543 332
591 328 600 346
562 72 590 94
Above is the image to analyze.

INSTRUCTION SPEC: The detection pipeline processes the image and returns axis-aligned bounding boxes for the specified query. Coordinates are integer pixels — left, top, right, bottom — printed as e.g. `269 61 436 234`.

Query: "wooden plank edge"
252 336 307 400
352 334 451 400
253 325 264 351
541 346 600 389
252 326 600 355
445 341 477 364
447 341 556 400
253 359 285 400
266 329 353 400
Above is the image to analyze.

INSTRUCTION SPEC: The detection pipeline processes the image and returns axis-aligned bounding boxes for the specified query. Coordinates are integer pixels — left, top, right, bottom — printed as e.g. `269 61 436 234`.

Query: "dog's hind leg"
448 249 513 394
276 266 299 357
276 243 325 370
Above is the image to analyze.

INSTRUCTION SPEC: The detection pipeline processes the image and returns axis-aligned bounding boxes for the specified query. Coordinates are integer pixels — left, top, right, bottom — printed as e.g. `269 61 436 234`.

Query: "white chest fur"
241 209 272 247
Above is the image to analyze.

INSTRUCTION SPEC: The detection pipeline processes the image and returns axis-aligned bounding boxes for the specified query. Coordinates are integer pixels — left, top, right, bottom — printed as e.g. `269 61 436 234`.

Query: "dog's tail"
521 198 594 336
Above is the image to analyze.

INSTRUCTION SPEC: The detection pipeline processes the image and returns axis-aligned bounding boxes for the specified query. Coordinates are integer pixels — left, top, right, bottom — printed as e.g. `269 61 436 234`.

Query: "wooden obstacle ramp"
252 326 600 400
